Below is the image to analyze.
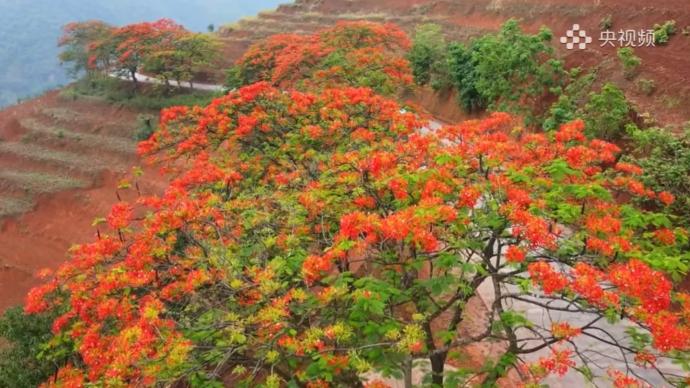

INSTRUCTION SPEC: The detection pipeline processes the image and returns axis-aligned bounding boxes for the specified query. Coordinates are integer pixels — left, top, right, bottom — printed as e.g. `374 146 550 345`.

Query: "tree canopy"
227 21 412 96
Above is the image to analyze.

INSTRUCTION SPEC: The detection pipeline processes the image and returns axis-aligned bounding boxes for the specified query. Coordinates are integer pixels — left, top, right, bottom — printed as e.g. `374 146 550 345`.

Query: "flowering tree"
142 32 219 88
58 20 115 77
58 18 219 89
108 19 188 84
25 78 690 386
228 21 413 95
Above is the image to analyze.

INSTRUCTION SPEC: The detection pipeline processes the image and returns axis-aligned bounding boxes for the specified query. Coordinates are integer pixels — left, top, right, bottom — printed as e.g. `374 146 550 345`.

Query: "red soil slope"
0 91 167 311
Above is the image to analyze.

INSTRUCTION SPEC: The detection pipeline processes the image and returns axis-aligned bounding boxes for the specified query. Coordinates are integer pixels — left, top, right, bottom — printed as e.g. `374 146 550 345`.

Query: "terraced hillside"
0 91 166 310
216 0 690 127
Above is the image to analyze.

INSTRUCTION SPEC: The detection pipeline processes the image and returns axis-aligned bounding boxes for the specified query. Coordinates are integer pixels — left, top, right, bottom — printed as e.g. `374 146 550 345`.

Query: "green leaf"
544 159 579 181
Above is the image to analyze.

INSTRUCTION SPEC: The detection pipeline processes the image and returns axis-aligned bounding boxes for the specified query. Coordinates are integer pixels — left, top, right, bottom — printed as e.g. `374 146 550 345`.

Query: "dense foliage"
628 126 690 224
542 68 596 131
413 20 566 124
226 21 412 96
582 83 631 140
0 307 71 387
407 24 450 90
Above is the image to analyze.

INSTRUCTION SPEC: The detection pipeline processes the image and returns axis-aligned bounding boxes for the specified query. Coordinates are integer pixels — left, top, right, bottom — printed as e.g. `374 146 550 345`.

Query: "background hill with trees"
0 0 284 107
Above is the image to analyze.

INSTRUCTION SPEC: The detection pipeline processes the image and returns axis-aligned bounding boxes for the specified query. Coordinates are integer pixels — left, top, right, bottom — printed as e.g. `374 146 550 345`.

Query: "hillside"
216 0 690 128
0 90 171 310
0 0 284 107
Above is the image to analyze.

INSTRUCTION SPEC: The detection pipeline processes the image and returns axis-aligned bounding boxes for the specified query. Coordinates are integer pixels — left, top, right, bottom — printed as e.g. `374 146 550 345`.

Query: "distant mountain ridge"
0 0 286 107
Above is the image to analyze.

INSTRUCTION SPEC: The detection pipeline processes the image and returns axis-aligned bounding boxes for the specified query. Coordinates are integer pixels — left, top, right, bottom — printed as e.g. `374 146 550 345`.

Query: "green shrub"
600 14 613 30
408 24 451 90
0 307 72 387
617 47 641 79
636 78 656 95
447 42 486 112
542 69 596 131
225 66 244 90
582 83 630 140
135 114 157 141
653 20 677 44
447 20 566 123
628 126 690 223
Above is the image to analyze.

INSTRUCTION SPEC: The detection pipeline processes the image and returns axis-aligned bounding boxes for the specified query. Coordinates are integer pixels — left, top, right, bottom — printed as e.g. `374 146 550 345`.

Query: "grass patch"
662 94 681 109
600 14 613 30
636 78 656 96
0 142 105 172
19 118 137 154
0 196 33 218
40 107 80 122
61 77 222 111
336 13 389 20
0 171 89 194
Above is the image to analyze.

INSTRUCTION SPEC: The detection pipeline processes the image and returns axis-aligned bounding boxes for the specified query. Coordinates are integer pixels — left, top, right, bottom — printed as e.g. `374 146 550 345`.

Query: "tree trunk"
130 69 138 84
430 352 445 386
404 357 413 388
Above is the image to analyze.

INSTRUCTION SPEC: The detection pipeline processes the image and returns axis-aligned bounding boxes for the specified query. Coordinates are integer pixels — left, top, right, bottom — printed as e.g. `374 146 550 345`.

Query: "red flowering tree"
142 32 219 88
58 20 115 77
108 19 188 84
25 76 690 387
59 18 219 89
228 21 413 95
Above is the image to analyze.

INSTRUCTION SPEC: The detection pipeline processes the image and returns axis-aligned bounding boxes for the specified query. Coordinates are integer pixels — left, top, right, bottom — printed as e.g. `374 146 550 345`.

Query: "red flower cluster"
235 21 412 94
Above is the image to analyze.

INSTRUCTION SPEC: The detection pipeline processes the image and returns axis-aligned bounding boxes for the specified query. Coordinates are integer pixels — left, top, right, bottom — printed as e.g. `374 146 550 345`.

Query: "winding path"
111 72 225 92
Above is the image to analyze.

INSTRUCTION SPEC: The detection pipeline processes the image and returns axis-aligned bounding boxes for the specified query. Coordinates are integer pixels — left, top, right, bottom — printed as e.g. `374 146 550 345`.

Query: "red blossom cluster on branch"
231 21 412 95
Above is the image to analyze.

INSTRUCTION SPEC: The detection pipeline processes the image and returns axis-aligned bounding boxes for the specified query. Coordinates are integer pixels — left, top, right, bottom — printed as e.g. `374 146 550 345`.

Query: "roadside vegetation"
59 19 219 88
60 76 222 111
58 19 221 111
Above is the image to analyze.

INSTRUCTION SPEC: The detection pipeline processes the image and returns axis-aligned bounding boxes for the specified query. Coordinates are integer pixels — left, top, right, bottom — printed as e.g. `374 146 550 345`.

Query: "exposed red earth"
0 91 168 311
